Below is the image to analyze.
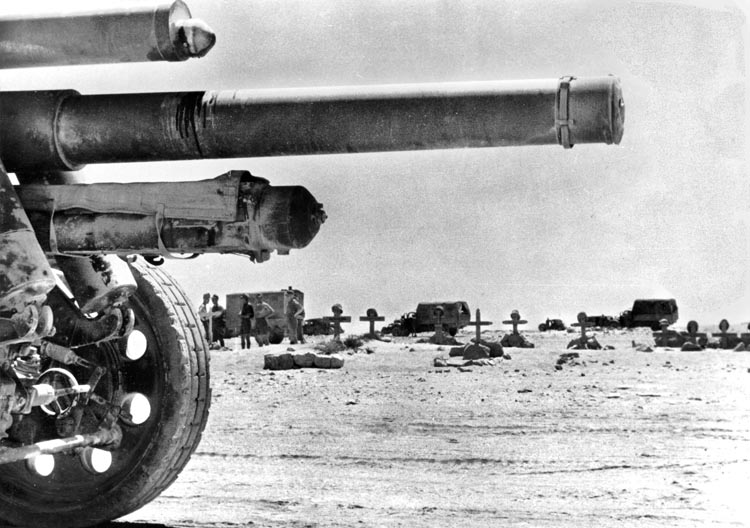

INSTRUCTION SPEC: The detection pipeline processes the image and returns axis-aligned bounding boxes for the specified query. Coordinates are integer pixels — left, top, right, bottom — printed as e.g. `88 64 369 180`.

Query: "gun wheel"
0 260 210 528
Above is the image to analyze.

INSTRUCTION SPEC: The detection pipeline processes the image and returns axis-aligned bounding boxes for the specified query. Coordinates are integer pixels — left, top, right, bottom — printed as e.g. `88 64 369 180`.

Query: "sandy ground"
112 328 750 527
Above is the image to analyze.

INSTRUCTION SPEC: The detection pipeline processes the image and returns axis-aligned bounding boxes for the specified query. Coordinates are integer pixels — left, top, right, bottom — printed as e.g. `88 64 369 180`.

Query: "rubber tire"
0 259 211 528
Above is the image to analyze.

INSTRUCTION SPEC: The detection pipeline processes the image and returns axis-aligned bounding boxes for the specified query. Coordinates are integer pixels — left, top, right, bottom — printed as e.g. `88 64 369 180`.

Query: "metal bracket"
556 76 576 149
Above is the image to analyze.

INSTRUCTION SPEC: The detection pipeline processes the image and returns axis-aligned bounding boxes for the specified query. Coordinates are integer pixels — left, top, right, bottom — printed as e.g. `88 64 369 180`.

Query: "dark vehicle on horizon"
385 302 471 337
538 318 566 331
585 314 621 328
303 317 333 336
619 299 679 330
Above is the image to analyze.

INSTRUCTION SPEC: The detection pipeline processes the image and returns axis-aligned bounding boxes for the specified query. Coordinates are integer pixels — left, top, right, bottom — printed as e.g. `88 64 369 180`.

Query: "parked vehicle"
538 318 566 331
384 302 470 336
620 299 679 330
585 314 621 328
303 318 333 336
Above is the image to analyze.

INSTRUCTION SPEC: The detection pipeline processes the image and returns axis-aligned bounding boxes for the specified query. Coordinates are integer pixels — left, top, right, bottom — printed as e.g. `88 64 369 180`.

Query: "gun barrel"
0 1 215 68
0 76 624 173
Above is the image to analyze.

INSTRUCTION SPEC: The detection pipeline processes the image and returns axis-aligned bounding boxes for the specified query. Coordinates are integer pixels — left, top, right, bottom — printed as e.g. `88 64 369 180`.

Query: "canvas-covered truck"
386 302 471 336
619 299 679 330
225 289 304 342
0 2 624 526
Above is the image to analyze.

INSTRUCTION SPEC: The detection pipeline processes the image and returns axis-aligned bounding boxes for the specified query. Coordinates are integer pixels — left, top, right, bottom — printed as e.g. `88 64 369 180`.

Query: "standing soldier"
254 293 274 346
210 294 227 350
285 288 305 345
197 293 212 343
238 294 254 350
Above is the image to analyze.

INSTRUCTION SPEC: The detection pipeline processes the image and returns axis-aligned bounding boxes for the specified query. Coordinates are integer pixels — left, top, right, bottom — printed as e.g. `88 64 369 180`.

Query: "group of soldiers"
199 289 306 350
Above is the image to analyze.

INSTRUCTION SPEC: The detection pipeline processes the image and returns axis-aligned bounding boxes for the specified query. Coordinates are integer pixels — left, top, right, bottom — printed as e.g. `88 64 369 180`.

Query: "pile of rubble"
264 351 344 370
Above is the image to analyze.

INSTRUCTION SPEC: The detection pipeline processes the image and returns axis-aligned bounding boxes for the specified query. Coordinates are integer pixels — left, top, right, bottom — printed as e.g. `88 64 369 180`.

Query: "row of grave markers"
321 305 534 343
653 319 750 348
322 306 750 350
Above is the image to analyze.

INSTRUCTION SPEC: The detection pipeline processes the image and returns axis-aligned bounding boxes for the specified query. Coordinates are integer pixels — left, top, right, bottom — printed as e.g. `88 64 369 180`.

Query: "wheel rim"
0 291 166 515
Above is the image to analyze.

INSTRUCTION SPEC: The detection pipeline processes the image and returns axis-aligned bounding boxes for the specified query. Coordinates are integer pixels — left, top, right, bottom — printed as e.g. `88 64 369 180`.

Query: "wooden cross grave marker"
713 318 738 349
571 311 591 340
740 323 750 346
502 310 527 336
680 320 707 345
324 304 351 340
652 318 674 347
359 308 385 338
468 309 492 344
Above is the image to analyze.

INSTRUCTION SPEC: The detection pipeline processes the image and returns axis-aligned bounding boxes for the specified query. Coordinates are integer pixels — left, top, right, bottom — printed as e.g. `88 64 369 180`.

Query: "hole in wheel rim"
26 453 55 476
79 447 112 474
125 329 147 361
120 392 151 425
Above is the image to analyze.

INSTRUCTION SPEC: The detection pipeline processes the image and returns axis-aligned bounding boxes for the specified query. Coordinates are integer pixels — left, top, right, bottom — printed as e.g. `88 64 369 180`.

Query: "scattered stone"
680 342 703 352
449 341 502 359
462 343 490 360
448 346 464 357
264 352 343 370
477 339 505 358
457 367 473 373
517 388 532 393
329 354 344 368
434 357 448 368
733 342 747 352
465 358 495 367
554 364 563 371
635 344 653 352
313 354 332 368
286 347 295 352
293 351 316 368
264 353 294 370
604 345 615 350
556 352 580 366
500 333 535 348
567 336 602 350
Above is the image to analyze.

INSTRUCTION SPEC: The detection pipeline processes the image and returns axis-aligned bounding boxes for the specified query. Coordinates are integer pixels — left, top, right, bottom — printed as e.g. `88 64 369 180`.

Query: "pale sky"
3 0 748 332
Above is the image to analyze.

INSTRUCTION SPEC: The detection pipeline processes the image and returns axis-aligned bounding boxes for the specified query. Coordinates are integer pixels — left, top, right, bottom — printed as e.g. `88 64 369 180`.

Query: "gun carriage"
0 2 624 526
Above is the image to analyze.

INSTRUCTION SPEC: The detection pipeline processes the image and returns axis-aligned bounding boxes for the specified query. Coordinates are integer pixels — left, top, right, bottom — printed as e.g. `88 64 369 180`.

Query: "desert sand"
114 328 750 527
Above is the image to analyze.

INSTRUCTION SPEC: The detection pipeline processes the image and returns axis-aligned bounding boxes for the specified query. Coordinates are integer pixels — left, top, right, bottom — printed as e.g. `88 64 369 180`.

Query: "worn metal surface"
0 426 121 466
0 167 56 310
19 173 326 258
55 255 137 314
0 77 624 172
0 1 215 68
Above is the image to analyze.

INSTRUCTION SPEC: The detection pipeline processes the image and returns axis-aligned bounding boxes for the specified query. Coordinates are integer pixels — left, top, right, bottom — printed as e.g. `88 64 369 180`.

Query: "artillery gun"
0 2 624 526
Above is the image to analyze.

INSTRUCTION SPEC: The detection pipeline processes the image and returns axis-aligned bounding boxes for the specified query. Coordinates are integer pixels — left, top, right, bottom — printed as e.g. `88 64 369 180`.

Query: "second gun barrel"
0 76 624 173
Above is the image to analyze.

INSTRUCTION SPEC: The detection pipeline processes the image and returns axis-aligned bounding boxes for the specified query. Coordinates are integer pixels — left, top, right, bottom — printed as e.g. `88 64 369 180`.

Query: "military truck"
0 3 624 526
386 302 471 336
620 299 679 330
225 289 304 342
